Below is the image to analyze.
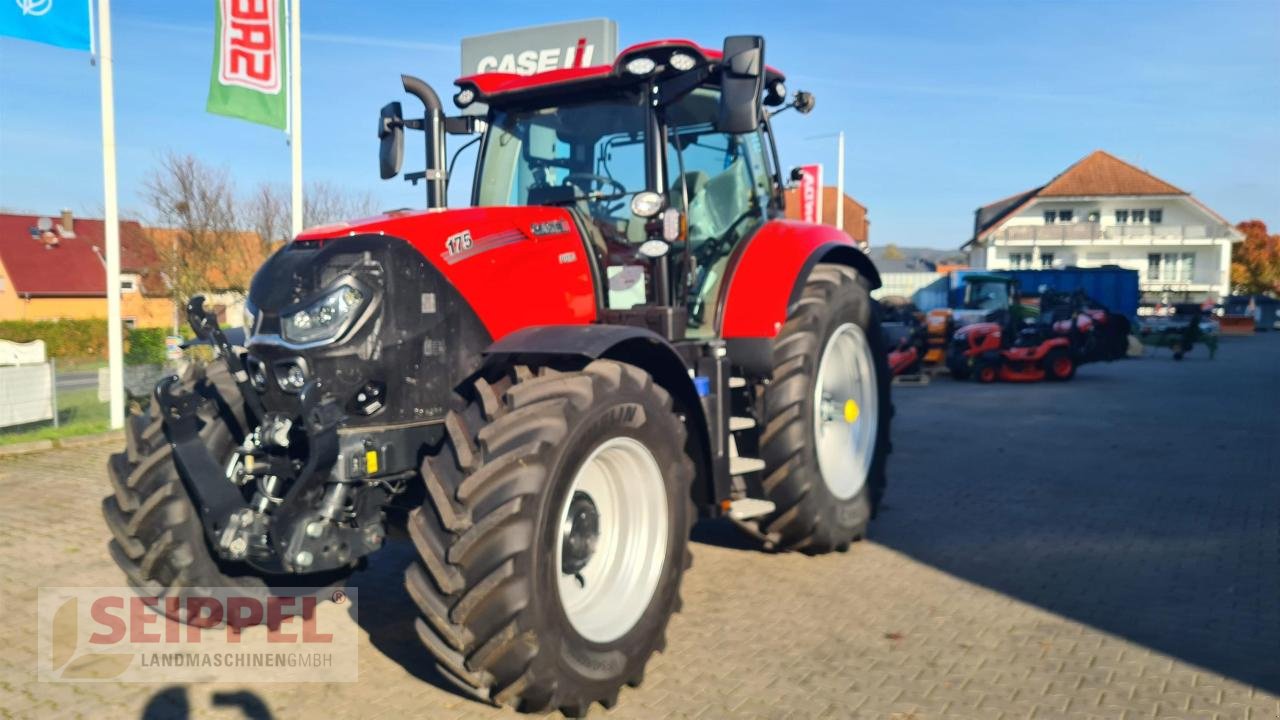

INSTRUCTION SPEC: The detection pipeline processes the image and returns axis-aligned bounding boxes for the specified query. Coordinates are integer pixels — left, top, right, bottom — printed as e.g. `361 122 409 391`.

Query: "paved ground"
1 334 1276 719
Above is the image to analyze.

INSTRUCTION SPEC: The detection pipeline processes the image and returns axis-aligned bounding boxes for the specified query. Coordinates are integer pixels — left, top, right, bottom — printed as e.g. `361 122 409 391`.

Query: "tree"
241 180 380 249
143 153 248 306
1231 220 1280 296
882 243 904 261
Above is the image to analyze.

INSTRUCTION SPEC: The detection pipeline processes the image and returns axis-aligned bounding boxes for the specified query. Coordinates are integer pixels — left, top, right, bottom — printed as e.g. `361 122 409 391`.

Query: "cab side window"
664 87 772 334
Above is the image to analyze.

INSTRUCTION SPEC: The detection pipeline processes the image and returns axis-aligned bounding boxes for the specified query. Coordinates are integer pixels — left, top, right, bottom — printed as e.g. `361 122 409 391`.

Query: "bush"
0 319 172 365
124 327 168 366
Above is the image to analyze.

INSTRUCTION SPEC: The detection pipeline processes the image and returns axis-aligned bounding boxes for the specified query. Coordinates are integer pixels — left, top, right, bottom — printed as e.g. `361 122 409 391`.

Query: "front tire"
1045 348 1076 381
406 360 695 716
757 264 891 554
102 364 267 607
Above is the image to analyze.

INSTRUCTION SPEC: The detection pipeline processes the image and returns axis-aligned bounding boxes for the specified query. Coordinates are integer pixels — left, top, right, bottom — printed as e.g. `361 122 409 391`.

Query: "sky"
1 0 1278 249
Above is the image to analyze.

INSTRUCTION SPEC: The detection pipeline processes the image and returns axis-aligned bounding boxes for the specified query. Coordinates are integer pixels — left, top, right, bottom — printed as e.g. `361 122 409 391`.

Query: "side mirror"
378 101 404 180
793 90 816 114
717 35 765 134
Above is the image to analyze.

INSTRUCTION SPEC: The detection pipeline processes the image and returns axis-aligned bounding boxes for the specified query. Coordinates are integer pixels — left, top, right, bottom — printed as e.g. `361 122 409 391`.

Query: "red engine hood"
296 206 597 341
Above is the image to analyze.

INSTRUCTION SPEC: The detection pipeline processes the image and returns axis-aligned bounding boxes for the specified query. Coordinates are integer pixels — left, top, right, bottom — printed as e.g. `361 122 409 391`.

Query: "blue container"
1003 268 1140 318
946 268 1139 318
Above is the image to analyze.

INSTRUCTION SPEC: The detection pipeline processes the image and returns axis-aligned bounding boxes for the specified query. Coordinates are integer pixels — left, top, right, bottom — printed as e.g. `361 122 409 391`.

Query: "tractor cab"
955 273 1017 327
380 38 807 341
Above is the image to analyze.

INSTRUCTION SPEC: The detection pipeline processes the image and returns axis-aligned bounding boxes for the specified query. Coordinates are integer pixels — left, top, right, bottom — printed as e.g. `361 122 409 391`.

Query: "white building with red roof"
964 150 1243 304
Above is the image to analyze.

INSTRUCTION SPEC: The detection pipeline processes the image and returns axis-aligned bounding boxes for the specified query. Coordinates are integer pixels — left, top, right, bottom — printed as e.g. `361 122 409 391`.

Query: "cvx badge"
530 220 568 237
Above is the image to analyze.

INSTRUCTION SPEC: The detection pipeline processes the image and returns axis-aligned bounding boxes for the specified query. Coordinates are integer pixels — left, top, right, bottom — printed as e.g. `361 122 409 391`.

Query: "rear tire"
406 359 695 716
757 264 891 554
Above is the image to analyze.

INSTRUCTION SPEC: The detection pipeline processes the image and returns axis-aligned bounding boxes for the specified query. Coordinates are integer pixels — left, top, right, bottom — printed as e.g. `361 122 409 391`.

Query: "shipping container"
947 267 1139 318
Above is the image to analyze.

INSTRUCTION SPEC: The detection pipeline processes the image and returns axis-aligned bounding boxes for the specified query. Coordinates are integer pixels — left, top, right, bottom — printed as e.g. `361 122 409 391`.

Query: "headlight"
282 284 366 345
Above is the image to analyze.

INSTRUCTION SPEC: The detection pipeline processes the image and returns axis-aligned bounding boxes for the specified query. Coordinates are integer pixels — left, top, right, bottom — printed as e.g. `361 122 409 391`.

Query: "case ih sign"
460 18 618 76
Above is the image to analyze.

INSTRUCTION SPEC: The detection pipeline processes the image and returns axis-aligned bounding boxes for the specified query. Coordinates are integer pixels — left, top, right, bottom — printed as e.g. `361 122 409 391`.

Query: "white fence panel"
0 364 55 428
0 339 46 365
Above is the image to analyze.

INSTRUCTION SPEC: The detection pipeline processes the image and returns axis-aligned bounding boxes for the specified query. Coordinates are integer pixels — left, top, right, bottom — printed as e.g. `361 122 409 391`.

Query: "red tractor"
102 37 890 715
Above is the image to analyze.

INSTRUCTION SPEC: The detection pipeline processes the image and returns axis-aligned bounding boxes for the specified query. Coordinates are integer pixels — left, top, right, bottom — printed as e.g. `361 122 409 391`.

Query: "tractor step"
726 497 776 521
728 376 747 389
728 415 756 432
729 456 766 476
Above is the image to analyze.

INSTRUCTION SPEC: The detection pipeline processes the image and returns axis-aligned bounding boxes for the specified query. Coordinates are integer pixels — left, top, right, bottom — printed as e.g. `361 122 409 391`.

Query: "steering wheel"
563 172 627 207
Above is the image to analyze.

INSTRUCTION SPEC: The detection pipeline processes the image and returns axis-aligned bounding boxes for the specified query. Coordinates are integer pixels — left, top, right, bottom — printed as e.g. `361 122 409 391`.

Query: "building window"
1044 210 1057 224
1115 209 1129 224
1009 252 1032 270
1147 252 1196 281
120 277 136 292
123 318 137 329
1057 210 1073 223
1040 253 1055 268
1132 209 1146 224
1149 208 1163 224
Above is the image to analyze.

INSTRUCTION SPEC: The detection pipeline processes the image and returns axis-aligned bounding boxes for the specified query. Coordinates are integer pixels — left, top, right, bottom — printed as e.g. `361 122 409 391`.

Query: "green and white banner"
206 0 287 129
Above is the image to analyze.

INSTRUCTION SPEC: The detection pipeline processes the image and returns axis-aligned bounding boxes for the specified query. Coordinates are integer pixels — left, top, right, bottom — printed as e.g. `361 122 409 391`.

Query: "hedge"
0 319 171 364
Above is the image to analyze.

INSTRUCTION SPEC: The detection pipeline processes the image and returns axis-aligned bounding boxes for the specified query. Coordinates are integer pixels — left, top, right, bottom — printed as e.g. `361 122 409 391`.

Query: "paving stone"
1 335 1277 718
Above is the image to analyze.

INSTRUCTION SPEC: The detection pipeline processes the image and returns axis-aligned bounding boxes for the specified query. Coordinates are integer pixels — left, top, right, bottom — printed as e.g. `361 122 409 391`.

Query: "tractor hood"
292 205 598 341
240 204 597 429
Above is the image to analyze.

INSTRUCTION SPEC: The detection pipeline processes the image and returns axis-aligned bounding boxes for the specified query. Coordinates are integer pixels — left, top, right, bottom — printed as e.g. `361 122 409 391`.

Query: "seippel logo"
37 587 359 683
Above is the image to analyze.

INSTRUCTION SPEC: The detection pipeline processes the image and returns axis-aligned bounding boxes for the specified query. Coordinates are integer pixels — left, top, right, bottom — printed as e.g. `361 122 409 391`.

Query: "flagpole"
289 0 302 238
98 0 124 429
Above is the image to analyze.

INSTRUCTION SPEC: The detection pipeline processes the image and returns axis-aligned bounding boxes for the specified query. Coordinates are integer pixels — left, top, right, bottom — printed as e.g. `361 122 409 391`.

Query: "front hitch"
155 297 385 575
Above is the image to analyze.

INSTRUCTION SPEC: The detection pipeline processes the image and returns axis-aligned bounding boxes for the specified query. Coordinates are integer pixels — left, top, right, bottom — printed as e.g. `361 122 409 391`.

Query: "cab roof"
454 39 786 105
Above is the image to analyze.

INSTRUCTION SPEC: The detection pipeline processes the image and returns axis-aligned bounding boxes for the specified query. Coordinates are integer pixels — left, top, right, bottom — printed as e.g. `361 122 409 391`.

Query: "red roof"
1039 150 1186 197
0 213 161 297
972 151 1193 243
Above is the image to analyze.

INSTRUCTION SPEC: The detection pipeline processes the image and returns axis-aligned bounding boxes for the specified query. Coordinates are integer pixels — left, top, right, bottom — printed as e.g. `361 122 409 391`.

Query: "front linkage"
158 296 390 575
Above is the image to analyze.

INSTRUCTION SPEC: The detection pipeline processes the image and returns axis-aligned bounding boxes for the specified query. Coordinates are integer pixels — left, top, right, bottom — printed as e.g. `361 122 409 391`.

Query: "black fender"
483 325 714 508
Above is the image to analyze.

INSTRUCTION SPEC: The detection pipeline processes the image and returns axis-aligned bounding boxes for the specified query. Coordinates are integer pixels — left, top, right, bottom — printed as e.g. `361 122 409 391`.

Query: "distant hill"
869 245 968 273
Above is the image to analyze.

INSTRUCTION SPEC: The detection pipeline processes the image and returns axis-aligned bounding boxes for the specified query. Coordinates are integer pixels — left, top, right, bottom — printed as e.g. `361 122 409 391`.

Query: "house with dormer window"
963 150 1242 305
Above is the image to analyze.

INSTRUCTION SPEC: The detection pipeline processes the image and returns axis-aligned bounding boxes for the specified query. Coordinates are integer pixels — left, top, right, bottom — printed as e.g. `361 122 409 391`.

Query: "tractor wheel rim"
555 436 668 643
813 323 879 500
1053 356 1072 376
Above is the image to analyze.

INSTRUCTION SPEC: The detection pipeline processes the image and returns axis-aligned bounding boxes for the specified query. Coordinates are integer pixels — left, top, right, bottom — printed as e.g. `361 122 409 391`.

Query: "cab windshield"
474 93 650 245
964 281 1011 311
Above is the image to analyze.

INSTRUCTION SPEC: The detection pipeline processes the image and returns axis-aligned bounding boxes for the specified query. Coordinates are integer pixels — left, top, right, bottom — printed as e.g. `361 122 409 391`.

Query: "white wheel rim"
813 323 880 500
555 436 669 644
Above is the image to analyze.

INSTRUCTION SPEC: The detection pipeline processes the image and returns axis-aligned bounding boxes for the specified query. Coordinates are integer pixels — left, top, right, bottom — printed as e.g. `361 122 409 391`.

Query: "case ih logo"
218 0 282 93
475 37 595 75
461 19 618 78
37 587 357 682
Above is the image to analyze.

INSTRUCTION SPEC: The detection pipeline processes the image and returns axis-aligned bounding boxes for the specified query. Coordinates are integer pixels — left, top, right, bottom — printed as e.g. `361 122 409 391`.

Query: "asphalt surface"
55 371 98 392
0 332 1276 719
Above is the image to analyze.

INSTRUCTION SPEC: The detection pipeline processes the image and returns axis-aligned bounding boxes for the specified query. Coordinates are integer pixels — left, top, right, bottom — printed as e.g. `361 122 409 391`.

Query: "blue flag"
0 0 92 51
